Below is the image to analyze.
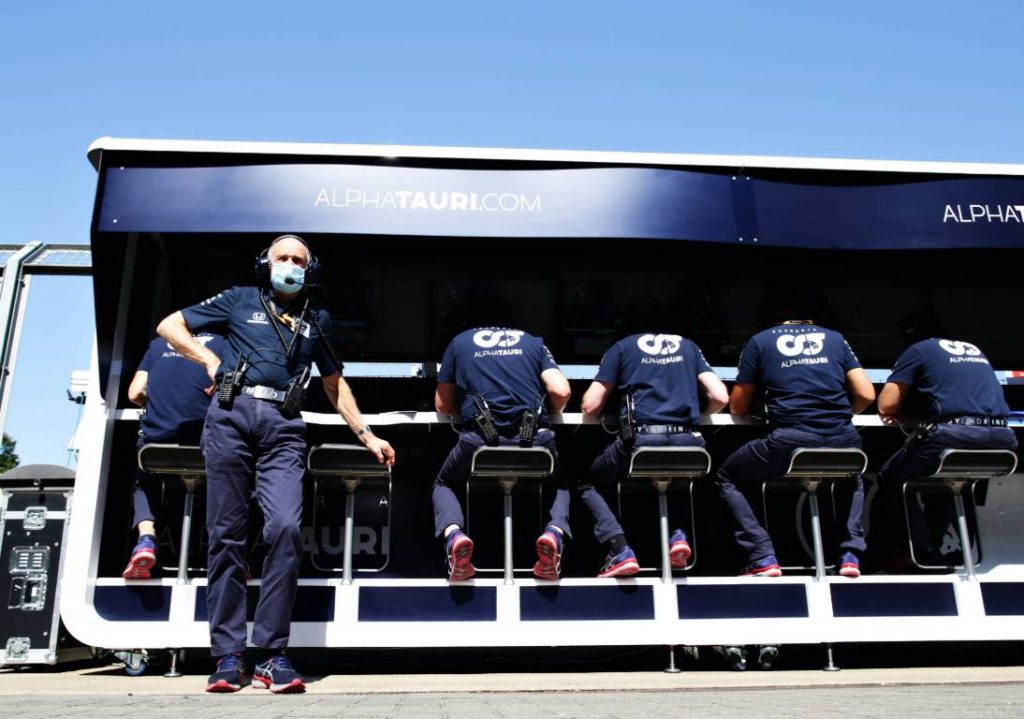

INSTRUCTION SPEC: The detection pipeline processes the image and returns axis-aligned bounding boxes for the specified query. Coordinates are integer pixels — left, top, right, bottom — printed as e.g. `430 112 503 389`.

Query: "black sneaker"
206 652 249 693
253 654 306 694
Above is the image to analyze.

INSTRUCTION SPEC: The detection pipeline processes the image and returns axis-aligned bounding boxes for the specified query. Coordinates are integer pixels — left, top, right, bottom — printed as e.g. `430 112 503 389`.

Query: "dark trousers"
131 467 159 529
201 395 306 657
870 424 1018 560
717 426 866 565
432 428 572 540
585 432 704 545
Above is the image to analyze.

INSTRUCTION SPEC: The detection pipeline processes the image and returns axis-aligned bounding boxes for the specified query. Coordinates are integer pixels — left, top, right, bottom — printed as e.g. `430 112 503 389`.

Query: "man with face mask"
157 235 395 694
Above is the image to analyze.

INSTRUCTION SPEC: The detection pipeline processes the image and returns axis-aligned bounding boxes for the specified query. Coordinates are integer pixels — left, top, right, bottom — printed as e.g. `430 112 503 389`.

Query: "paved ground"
1 666 1023 717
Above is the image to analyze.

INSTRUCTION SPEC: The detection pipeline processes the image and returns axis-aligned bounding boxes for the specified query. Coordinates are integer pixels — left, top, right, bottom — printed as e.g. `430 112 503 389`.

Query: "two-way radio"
620 393 637 445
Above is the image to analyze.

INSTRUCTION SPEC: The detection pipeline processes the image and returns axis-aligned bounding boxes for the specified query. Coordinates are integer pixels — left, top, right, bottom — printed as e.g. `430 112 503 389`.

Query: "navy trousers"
870 424 1018 561
585 432 704 545
432 428 572 540
717 426 866 565
201 394 306 657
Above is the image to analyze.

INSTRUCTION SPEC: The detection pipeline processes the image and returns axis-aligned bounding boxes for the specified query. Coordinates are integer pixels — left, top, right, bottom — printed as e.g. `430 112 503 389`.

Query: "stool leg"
658 491 671 584
807 489 826 581
953 493 976 580
343 480 358 585
177 486 194 585
503 485 514 585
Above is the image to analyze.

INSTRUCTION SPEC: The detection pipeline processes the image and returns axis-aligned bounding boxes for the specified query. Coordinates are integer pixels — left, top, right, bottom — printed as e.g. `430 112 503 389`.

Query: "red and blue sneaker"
446 529 476 582
122 534 157 579
597 546 640 578
205 652 249 693
742 555 782 577
838 551 861 578
532 527 563 580
669 529 692 570
253 654 305 694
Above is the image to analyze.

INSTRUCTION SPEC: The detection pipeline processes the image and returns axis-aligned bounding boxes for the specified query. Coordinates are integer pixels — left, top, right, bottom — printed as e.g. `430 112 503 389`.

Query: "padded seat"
623 447 712 582
469 447 554 584
307 443 392 584
137 444 206 584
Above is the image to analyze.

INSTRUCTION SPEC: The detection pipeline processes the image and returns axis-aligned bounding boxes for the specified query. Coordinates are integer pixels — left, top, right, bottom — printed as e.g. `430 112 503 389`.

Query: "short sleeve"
138 340 160 373
735 338 760 384
840 336 863 371
540 344 559 373
181 287 237 332
437 339 457 384
886 346 921 385
593 343 622 384
692 341 713 374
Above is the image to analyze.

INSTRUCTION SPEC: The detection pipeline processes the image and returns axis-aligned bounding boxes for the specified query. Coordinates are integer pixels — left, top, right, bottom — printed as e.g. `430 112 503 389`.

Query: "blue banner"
97 163 1024 249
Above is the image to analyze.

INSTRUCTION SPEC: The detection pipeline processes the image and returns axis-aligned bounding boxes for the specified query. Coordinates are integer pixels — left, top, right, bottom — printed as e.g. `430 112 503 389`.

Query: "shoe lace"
218 653 244 672
266 654 294 671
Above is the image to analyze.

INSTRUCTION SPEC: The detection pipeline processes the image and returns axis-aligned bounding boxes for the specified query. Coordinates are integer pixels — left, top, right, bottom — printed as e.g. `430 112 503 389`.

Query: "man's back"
737 322 860 434
595 332 711 425
141 334 224 442
888 338 1010 420
439 327 556 425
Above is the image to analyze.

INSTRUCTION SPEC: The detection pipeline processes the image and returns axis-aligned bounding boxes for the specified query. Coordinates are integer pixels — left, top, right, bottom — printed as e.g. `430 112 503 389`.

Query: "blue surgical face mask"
270 262 305 294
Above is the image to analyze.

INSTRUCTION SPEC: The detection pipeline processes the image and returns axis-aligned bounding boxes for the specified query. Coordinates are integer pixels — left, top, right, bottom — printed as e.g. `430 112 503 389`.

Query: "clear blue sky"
2 1 1023 466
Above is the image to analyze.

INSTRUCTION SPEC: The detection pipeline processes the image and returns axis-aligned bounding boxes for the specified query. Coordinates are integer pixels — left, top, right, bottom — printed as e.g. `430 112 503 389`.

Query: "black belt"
241 385 286 403
941 416 1008 427
636 424 695 434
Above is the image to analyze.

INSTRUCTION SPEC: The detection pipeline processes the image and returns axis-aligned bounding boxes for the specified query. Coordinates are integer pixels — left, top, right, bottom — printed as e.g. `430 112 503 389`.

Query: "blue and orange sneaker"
205 652 249 693
597 546 640 578
253 654 305 694
742 555 782 577
837 551 861 578
533 527 563 580
669 529 692 570
445 529 476 581
122 534 157 579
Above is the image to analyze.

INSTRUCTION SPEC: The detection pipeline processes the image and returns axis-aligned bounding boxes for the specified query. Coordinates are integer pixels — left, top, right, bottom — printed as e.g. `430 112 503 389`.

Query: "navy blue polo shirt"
181 286 341 390
438 327 559 427
736 323 860 434
887 338 1009 420
594 333 714 425
138 333 225 442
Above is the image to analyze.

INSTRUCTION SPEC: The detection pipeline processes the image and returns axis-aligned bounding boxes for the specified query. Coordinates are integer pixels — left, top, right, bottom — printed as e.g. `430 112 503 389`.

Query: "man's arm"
435 382 459 415
322 373 395 466
127 370 148 408
845 368 877 414
698 371 729 415
581 380 614 418
156 311 221 389
877 381 910 422
541 368 571 415
729 382 758 416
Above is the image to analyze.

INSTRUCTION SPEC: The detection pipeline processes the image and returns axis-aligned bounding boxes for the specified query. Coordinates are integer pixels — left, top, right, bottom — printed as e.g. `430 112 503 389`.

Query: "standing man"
433 326 572 582
870 337 1017 568
718 294 875 577
580 332 728 577
157 235 395 694
122 332 224 579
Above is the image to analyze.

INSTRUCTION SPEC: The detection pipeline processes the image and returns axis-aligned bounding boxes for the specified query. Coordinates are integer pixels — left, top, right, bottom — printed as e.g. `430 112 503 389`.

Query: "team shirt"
438 327 559 427
887 338 1009 420
594 333 714 426
138 333 225 442
181 286 340 390
736 322 860 435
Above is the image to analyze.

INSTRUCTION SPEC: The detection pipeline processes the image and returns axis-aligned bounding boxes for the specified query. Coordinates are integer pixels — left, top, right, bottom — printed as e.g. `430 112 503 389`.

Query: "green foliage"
0 433 19 474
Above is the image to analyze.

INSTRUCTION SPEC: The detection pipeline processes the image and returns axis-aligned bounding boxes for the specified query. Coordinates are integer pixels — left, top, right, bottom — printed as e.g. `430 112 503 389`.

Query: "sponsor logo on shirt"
939 340 990 365
247 312 269 325
299 321 311 338
776 332 828 369
473 329 525 358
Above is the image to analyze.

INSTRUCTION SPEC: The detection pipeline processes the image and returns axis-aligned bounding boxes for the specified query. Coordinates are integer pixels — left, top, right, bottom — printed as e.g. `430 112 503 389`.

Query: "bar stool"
137 444 206 586
468 446 554 585
902 448 1017 579
763 448 867 581
621 447 712 583
307 444 392 585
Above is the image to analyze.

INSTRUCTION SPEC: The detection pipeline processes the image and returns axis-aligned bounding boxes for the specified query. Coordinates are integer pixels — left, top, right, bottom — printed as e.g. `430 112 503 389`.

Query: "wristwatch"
355 426 373 439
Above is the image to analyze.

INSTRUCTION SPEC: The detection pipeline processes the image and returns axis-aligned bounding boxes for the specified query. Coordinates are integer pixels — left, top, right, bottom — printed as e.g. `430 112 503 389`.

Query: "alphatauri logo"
939 340 981 356
473 330 524 348
776 333 826 357
637 334 682 356
943 204 1024 223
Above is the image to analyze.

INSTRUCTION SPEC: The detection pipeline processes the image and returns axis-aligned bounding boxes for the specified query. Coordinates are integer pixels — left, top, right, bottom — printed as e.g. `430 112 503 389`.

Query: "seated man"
580 332 728 577
870 337 1018 568
433 326 572 581
123 332 224 579
718 293 875 577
